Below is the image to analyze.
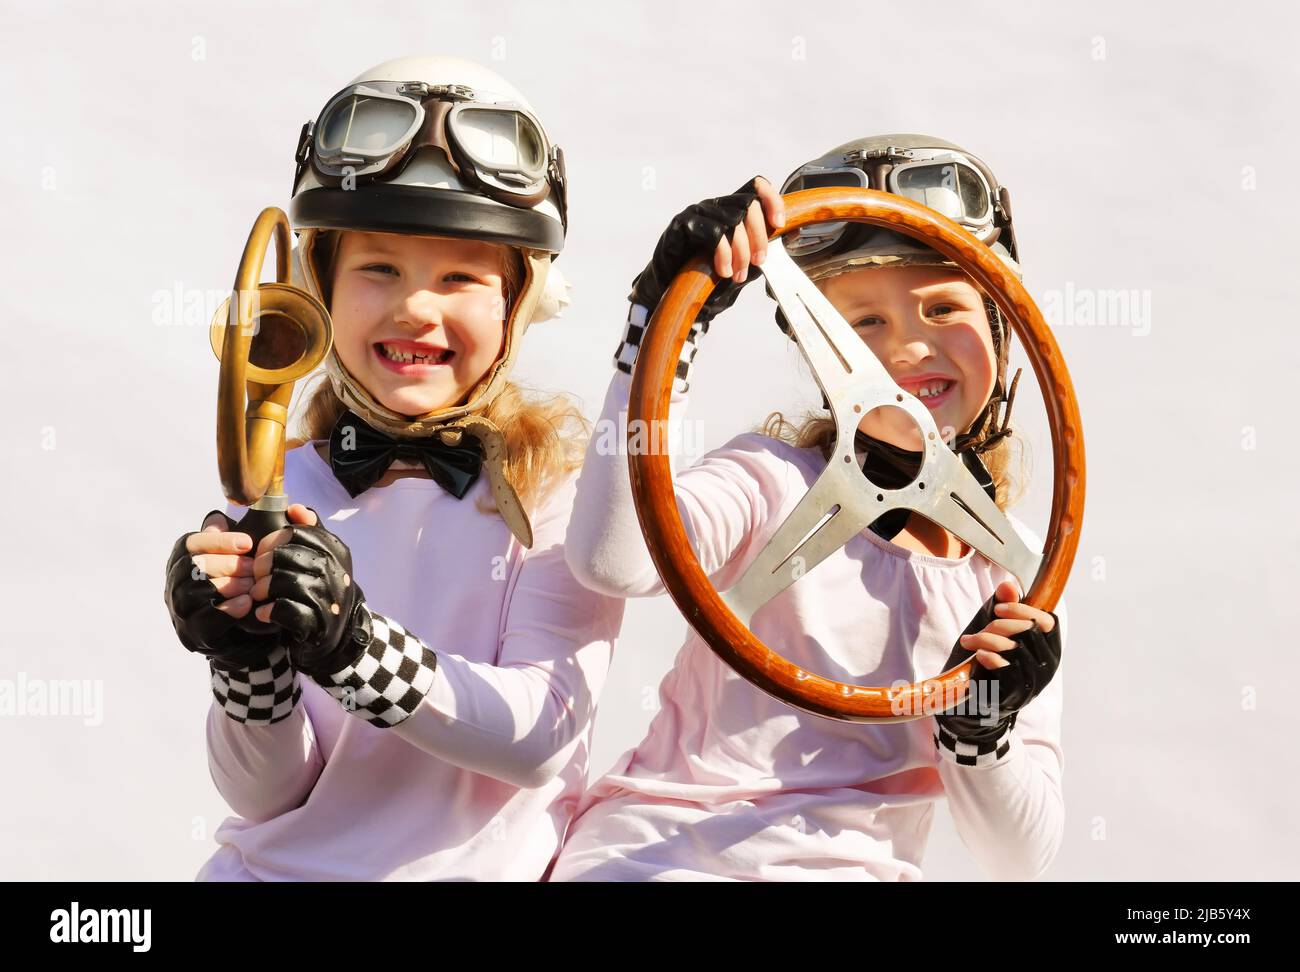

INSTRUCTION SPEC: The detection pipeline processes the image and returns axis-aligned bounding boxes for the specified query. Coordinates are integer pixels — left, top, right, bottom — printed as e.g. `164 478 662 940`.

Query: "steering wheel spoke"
909 447 1043 587
761 240 896 403
722 461 896 625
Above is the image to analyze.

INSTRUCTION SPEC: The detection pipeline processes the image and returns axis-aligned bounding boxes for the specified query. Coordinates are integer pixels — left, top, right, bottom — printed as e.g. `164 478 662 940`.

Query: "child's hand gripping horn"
625 186 1086 722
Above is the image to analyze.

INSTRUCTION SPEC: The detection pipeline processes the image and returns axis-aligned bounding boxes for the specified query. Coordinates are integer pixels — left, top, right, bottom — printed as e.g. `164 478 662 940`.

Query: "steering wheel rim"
626 186 1085 723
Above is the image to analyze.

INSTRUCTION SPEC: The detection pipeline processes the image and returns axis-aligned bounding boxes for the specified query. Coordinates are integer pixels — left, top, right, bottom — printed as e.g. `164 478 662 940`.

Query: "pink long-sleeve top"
550 371 1067 882
196 441 623 881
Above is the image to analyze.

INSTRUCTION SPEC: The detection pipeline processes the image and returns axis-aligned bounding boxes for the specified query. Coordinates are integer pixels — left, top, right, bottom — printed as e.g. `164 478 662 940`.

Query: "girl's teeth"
916 380 953 399
381 344 449 364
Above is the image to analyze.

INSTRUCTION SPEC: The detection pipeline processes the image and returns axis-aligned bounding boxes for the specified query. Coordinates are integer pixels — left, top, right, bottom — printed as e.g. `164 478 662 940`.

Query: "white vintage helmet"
288 55 571 437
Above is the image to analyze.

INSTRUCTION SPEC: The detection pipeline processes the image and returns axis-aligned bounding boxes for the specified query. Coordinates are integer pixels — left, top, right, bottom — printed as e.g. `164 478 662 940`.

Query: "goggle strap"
997 186 1019 264
550 146 569 234
292 120 314 195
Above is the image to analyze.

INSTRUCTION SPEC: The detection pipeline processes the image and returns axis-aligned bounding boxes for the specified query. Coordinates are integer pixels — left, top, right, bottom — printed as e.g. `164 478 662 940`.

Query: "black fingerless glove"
933 594 1062 768
614 177 765 390
164 510 282 671
260 512 374 681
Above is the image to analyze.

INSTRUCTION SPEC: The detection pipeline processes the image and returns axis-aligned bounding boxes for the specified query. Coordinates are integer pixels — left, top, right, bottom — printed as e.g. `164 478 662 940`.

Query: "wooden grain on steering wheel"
626 186 1085 722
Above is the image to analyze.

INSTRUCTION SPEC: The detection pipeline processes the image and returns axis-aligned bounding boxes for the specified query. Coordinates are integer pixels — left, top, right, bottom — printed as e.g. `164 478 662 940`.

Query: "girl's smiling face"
329 230 509 417
819 263 997 450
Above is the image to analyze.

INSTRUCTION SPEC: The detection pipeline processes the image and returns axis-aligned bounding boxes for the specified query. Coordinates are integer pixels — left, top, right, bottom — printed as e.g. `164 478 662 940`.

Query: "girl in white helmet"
163 56 623 881
552 137 1066 881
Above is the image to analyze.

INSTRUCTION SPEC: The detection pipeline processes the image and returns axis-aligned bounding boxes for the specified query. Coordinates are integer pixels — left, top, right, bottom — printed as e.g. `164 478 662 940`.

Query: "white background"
1 0 1296 880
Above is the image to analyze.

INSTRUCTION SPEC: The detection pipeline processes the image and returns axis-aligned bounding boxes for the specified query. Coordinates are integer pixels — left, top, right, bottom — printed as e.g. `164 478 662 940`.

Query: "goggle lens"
318 94 416 156
893 162 990 223
780 167 869 255
453 108 547 175
782 169 866 194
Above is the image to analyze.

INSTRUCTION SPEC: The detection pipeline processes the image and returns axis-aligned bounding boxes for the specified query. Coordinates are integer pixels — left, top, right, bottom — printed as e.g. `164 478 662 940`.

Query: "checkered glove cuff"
613 304 708 393
209 645 301 726
933 716 1016 768
316 607 437 728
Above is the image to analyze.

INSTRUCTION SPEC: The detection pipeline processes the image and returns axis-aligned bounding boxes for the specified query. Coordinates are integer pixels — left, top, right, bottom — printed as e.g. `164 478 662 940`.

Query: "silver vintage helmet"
778 134 1024 458
781 133 1019 281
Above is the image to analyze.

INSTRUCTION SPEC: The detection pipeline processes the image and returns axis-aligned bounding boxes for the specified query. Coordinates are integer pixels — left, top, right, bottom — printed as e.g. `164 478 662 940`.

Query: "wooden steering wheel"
626 186 1085 722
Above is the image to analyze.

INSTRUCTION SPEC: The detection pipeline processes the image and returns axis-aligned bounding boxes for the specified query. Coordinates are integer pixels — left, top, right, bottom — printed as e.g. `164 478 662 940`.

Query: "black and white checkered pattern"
933 717 1015 768
613 304 709 393
209 645 301 725
317 608 438 727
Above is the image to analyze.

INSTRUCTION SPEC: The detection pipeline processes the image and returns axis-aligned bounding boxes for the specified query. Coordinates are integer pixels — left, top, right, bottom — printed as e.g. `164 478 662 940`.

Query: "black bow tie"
856 431 996 542
327 410 485 499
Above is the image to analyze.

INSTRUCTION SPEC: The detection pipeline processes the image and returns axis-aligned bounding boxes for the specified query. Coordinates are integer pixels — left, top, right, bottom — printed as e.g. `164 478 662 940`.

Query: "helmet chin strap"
323 349 535 548
959 297 1022 457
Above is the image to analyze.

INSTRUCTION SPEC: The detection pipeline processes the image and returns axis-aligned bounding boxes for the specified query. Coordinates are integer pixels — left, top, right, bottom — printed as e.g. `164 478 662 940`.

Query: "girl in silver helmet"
553 137 1066 882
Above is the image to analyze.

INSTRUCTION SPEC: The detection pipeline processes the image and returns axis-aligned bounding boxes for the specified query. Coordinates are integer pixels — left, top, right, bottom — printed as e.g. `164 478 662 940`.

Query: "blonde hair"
759 281 1029 512
288 231 589 512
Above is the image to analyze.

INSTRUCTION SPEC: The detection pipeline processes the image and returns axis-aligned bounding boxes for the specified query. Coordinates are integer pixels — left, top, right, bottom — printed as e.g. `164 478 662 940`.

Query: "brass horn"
209 207 332 631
